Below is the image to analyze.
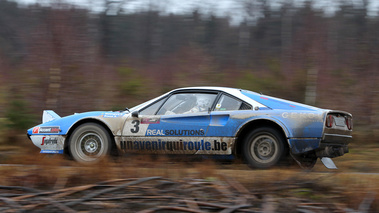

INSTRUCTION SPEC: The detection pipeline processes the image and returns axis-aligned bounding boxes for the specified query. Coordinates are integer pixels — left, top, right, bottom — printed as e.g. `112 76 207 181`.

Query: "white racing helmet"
196 94 211 109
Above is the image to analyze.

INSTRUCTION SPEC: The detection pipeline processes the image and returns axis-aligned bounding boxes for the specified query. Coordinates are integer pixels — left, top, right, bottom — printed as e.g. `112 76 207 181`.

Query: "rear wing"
43 110 61 123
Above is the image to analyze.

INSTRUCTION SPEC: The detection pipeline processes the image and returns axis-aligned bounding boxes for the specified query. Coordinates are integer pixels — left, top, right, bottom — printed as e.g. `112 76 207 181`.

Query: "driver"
186 94 211 113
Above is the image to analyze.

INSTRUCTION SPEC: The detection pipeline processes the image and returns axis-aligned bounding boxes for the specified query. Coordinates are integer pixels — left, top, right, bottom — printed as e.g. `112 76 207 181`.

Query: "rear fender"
236 116 291 139
235 117 291 155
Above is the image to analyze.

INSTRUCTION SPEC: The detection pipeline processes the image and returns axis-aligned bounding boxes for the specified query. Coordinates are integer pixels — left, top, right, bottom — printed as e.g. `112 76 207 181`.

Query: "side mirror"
131 111 139 118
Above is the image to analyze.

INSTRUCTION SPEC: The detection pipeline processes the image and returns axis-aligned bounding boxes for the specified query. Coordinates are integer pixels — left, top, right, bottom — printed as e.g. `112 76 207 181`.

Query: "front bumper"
28 135 65 154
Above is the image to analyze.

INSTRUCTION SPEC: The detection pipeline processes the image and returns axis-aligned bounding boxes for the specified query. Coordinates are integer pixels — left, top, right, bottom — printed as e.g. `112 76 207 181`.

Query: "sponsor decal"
141 118 160 124
101 113 123 118
40 150 64 154
33 127 39 134
145 129 205 136
146 129 165 136
120 140 228 152
164 129 205 136
281 112 323 122
38 126 60 134
41 137 58 145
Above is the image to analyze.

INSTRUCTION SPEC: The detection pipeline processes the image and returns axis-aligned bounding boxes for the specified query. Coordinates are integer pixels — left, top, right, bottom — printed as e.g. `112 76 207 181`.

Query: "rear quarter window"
215 94 251 111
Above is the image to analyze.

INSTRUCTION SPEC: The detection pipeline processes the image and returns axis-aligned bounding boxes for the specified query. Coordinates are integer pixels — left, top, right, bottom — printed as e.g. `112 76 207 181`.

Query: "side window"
139 98 166 115
157 93 217 115
215 95 242 111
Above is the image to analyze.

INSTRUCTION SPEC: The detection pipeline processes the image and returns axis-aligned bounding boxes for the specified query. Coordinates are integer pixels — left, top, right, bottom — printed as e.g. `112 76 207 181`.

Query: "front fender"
28 111 128 137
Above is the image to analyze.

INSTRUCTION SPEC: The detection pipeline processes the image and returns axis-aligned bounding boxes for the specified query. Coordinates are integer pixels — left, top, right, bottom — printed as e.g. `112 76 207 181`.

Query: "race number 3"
130 120 140 133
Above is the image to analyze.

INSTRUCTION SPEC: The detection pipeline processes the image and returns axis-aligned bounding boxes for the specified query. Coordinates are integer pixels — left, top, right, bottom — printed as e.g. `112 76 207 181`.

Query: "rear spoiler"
42 110 61 123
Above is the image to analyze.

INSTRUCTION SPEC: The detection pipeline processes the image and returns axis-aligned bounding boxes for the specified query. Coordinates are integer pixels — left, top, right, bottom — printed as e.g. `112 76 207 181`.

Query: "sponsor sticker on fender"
117 137 235 155
41 137 58 145
101 113 123 118
30 135 65 153
33 127 39 134
141 118 160 124
34 126 60 134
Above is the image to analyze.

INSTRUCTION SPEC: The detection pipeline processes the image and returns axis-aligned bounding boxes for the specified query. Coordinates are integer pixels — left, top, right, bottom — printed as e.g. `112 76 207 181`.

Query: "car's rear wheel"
243 127 285 168
69 123 111 164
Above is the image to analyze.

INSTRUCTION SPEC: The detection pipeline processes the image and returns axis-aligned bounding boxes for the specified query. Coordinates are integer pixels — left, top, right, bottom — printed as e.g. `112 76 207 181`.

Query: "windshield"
128 93 169 112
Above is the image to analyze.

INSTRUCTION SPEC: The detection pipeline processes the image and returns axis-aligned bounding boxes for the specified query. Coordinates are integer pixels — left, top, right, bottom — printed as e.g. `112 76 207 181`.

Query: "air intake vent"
239 103 252 110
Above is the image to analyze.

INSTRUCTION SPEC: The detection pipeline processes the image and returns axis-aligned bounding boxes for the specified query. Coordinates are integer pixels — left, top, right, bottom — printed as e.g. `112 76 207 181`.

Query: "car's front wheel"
69 123 111 164
243 127 285 168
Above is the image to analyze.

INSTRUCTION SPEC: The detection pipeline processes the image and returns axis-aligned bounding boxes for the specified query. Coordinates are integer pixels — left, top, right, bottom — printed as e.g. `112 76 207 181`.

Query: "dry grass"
0 134 378 211
1 156 378 211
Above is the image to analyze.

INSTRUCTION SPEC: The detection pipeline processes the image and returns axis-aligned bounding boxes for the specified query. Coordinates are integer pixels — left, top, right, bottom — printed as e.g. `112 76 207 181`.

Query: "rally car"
27 87 353 169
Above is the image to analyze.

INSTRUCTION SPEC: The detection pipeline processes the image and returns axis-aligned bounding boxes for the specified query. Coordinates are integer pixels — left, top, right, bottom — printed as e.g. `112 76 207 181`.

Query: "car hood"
27 111 128 135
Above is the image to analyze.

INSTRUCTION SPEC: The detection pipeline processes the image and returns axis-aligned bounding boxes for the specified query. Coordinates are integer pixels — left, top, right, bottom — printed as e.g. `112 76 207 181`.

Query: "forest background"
0 0 378 144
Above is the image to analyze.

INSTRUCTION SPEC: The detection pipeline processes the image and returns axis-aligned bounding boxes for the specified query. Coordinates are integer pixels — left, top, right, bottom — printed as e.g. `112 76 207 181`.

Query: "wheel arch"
64 118 117 156
234 119 290 157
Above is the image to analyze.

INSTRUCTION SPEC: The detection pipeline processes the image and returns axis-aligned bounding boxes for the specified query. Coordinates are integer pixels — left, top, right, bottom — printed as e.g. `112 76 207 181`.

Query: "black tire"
69 123 111 164
243 127 285 168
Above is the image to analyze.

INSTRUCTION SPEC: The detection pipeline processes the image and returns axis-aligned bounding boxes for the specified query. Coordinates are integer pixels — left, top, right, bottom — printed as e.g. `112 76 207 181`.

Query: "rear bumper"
315 133 352 158
316 145 349 158
322 133 352 144
289 133 352 157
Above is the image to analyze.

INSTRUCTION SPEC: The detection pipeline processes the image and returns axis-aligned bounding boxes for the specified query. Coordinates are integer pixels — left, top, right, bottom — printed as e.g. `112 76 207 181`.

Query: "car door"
121 92 218 154
208 93 253 137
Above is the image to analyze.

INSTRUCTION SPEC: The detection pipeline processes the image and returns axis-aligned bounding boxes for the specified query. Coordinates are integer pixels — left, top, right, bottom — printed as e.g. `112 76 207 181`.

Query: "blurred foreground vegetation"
0 142 378 212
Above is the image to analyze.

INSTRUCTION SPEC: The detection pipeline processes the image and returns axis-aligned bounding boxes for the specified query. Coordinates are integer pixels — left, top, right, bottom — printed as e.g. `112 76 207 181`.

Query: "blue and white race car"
27 87 353 169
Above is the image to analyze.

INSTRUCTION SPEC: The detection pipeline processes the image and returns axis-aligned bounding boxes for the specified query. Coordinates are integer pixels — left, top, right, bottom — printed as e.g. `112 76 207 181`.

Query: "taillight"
326 115 334 127
345 117 353 130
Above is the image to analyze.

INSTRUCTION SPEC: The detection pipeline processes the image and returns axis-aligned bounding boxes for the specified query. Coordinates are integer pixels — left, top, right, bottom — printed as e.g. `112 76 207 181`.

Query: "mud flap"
321 157 337 169
290 153 317 169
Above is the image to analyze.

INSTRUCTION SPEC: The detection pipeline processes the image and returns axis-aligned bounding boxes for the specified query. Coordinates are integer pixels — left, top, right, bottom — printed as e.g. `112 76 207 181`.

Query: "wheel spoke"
250 135 278 163
69 123 111 164
79 133 103 157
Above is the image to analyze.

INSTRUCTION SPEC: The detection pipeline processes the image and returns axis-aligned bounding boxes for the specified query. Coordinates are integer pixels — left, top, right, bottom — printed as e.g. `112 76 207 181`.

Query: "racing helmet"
196 94 211 109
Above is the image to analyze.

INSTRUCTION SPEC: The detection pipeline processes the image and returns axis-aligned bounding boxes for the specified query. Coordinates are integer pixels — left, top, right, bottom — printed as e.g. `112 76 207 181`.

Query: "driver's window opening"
157 93 217 115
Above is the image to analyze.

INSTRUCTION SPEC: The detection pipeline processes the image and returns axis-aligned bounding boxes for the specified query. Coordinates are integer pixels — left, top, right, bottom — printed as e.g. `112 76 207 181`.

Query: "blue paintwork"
138 93 328 153
40 150 64 154
241 90 320 111
288 138 321 154
146 114 209 136
27 111 126 135
28 87 350 157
